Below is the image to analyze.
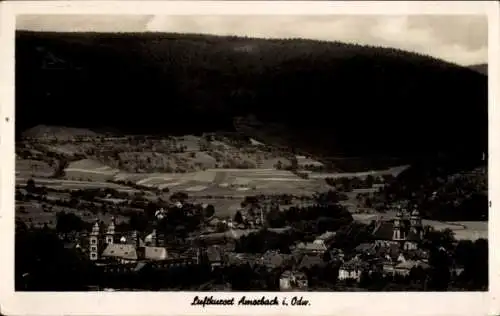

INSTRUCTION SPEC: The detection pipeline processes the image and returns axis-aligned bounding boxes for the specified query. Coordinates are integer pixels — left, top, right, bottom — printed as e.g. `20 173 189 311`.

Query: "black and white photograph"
0 1 497 315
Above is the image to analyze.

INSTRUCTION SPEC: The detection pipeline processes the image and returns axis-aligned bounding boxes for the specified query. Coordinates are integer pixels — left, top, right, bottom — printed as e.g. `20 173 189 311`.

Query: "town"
15 129 488 292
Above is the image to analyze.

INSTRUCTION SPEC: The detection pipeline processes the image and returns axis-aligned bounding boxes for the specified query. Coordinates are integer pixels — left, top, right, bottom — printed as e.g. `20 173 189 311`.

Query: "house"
206 245 224 270
295 155 324 170
100 261 151 275
394 260 430 277
405 248 430 262
450 264 465 278
326 248 345 263
279 270 308 291
144 246 168 261
226 253 261 268
338 256 370 282
354 243 378 257
296 241 328 255
372 206 423 250
376 243 404 263
298 254 325 271
380 259 396 276
208 217 222 227
102 244 139 263
260 251 293 270
101 244 169 263
314 231 336 246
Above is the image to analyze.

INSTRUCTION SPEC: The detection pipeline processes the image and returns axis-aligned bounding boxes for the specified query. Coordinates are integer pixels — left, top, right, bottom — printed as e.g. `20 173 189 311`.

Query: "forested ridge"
16 31 487 166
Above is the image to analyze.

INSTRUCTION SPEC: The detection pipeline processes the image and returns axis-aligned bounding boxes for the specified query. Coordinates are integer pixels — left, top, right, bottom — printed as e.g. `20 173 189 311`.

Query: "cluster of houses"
199 205 431 290
66 204 433 290
278 206 431 288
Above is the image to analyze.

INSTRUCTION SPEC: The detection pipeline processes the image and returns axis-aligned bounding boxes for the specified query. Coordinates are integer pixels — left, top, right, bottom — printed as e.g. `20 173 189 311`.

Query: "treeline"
380 159 488 221
17 31 487 162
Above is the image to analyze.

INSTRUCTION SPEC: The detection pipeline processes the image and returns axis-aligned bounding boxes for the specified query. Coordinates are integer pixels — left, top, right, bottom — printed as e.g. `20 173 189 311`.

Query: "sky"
16 15 488 66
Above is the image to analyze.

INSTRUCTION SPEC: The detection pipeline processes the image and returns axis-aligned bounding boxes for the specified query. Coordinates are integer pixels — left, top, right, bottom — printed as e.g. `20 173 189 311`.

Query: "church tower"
410 205 423 239
89 220 100 261
392 206 405 241
105 217 115 245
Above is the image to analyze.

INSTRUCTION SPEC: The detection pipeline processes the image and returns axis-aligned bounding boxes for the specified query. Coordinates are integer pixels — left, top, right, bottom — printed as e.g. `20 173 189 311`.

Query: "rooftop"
102 244 138 261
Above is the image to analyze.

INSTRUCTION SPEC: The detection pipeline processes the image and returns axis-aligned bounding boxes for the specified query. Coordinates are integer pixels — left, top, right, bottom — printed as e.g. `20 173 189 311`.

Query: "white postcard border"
0 1 498 316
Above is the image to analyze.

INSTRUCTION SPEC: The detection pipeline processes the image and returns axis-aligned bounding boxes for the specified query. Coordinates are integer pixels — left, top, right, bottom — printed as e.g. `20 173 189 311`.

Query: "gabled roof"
281 270 307 280
102 244 138 260
144 246 168 261
261 251 285 268
134 261 149 272
395 260 429 270
341 257 369 271
372 221 395 240
315 231 336 241
207 246 223 262
298 255 324 270
298 242 327 252
406 230 423 241
376 243 401 262
405 249 429 260
355 243 377 255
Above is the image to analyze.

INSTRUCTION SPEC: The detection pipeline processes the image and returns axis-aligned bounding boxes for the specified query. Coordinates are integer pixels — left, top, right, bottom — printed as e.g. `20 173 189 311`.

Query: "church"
372 205 424 251
87 217 201 266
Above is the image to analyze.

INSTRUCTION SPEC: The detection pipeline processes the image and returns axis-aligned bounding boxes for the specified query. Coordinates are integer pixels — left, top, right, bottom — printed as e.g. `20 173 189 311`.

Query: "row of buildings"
74 204 430 289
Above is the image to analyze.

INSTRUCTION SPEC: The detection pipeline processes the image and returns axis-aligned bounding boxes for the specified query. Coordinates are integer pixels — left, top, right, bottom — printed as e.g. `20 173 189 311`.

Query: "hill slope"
16 31 488 166
469 63 488 76
22 125 99 139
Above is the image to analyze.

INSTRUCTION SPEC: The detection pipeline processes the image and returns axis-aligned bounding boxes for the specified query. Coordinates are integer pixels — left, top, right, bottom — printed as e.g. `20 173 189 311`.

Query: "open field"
194 198 244 218
64 159 120 182
308 165 410 180
114 168 326 196
16 159 55 178
15 201 129 228
16 177 132 191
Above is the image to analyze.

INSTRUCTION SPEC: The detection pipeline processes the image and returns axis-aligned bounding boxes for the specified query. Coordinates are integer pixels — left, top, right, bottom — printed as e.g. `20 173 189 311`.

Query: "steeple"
91 220 100 236
89 220 100 261
410 205 423 238
131 230 139 247
105 217 115 245
392 206 405 241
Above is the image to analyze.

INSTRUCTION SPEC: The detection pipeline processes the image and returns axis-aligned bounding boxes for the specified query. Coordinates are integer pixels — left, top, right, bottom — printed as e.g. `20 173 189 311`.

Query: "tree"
266 208 286 228
216 221 228 233
171 191 188 202
15 228 93 291
129 213 149 232
234 211 244 224
26 178 36 193
275 160 283 170
364 175 374 188
53 158 69 178
423 228 456 250
204 204 215 218
56 211 85 234
427 247 451 290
